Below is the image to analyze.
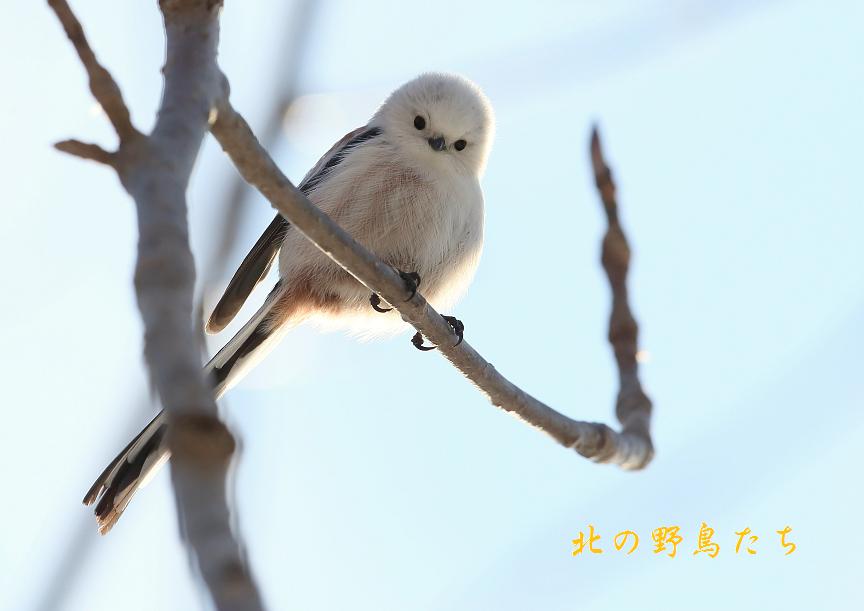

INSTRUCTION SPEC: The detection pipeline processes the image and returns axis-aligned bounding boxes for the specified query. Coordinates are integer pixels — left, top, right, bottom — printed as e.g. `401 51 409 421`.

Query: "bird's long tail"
84 287 294 533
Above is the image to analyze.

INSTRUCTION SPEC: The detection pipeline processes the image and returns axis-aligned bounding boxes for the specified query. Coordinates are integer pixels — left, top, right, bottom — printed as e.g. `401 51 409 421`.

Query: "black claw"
398 270 421 301
370 269 421 314
443 316 465 346
370 293 392 313
411 316 465 351
411 331 437 351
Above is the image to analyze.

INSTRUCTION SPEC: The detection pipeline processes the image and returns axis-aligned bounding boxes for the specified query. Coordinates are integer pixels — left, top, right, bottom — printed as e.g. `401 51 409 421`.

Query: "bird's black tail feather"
84 290 290 533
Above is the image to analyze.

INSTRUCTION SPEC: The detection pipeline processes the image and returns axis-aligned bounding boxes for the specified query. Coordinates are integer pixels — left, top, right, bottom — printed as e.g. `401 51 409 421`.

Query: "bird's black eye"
454 139 467 151
414 116 426 130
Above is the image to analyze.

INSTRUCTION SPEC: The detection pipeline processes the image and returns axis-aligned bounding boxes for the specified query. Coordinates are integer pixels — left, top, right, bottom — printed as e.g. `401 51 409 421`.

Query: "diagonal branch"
48 1 264 609
47 0 137 140
210 101 654 470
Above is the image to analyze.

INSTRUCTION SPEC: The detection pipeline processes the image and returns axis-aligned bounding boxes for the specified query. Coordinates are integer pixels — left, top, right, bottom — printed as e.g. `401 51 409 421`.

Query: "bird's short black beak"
428 136 446 151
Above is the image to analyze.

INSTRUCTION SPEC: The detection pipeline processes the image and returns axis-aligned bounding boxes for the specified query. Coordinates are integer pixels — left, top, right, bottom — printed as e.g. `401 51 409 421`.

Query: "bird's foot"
412 315 465 351
370 270 421 313
370 293 391 313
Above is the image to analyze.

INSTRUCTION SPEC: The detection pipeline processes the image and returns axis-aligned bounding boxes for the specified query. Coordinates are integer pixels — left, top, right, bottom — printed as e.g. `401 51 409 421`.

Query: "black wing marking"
206 126 382 333
300 126 382 192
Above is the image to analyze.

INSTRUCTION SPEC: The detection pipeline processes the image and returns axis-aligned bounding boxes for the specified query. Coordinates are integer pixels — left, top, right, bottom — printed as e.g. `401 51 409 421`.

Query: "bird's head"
372 73 495 178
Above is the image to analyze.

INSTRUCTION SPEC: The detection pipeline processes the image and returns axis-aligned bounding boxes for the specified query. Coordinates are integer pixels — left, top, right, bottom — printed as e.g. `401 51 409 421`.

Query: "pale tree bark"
48 1 264 609
32 3 324 596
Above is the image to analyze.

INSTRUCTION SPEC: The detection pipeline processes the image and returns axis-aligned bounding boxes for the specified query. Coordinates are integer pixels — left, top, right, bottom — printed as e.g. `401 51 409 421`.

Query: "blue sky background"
1 1 862 609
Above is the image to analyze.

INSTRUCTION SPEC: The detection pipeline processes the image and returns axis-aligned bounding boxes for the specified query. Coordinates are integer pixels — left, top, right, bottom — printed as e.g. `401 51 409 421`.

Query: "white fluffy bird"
84 72 495 532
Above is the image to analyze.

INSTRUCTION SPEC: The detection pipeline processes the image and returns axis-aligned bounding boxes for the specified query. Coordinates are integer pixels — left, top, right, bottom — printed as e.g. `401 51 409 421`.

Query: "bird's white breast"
278 135 484 333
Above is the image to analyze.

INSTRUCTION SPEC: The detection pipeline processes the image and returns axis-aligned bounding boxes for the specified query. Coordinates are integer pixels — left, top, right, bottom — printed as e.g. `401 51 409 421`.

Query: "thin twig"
47 1 265 609
54 139 114 165
47 0 137 140
210 101 654 469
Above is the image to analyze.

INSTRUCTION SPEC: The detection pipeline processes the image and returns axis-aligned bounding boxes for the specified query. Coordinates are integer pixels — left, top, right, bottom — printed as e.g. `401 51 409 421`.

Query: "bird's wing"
296 124 382 192
206 125 383 333
206 213 289 333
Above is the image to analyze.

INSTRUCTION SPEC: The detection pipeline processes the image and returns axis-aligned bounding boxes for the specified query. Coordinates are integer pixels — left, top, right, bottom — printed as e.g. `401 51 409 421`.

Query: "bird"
82 72 495 533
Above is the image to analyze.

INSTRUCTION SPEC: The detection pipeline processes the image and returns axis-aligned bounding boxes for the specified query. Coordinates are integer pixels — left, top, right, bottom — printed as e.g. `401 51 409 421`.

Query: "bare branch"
591 126 654 463
210 101 654 470
54 139 114 166
46 0 137 140
48 0 265 608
